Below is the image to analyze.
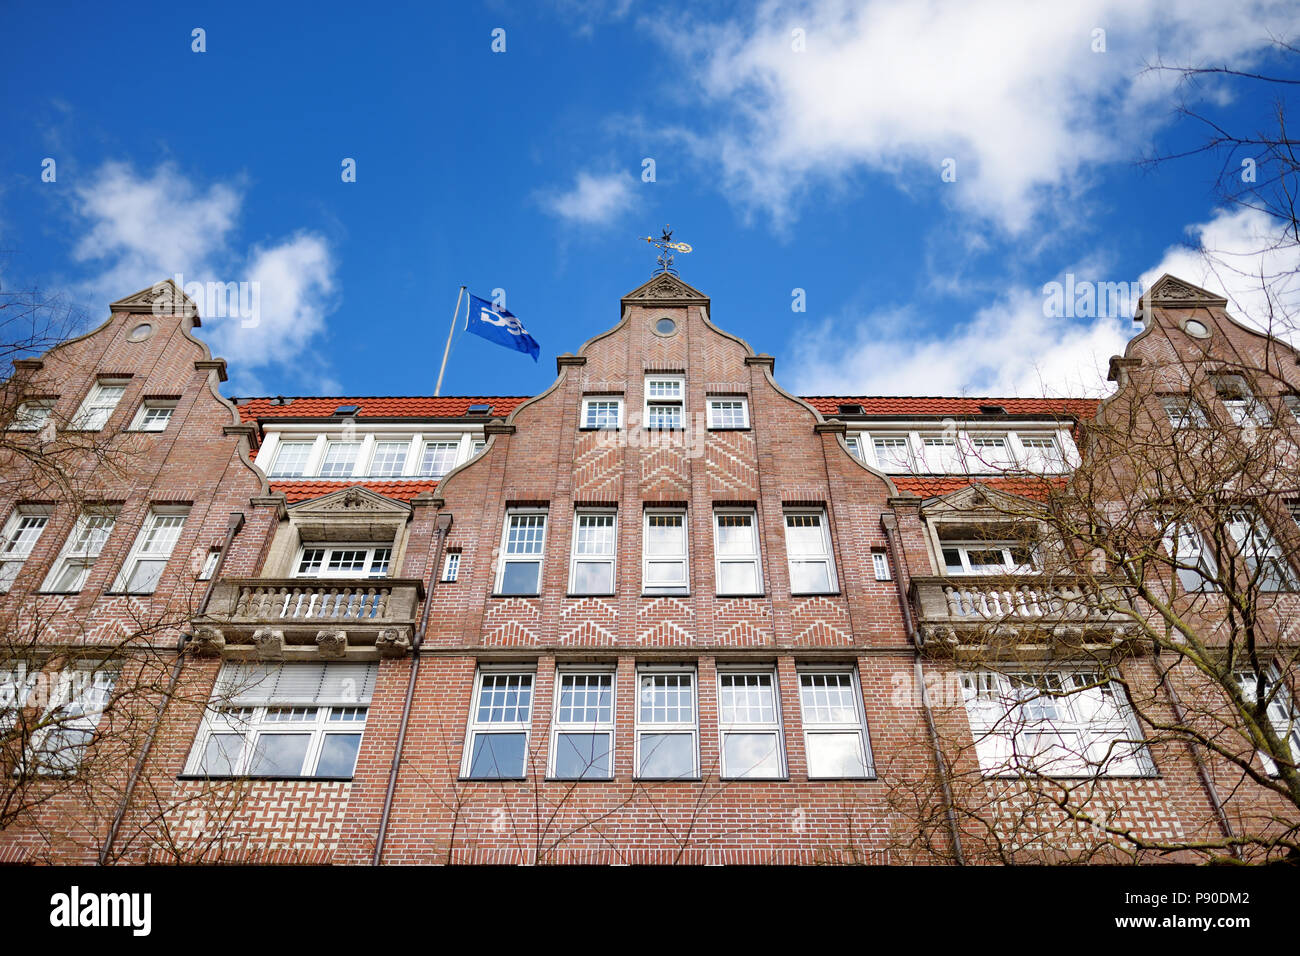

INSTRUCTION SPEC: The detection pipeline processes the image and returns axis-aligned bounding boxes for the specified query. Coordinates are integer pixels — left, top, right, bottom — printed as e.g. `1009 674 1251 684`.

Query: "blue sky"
3 1 1298 399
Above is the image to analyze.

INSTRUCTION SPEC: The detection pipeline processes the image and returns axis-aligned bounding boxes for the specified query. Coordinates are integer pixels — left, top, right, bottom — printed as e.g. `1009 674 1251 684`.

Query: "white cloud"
654 0 1296 231
67 161 338 389
538 170 637 225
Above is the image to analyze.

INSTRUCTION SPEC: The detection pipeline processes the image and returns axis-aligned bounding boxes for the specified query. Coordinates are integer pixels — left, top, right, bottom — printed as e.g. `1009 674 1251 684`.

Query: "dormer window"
837 404 865 417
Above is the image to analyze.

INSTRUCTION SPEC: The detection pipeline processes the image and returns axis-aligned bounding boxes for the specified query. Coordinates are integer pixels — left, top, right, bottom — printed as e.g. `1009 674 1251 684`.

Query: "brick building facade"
0 271 1295 864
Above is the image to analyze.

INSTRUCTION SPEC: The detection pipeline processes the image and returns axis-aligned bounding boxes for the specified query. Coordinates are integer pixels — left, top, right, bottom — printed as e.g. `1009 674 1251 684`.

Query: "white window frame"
1226 508 1297 592
185 662 377 779
128 399 177 432
871 551 891 581
569 509 617 595
870 434 914 473
0 508 49 592
418 438 461 478
268 439 316 478
293 544 392 579
1013 433 1065 473
581 397 623 431
798 667 873 779
549 667 616 780
462 668 535 779
714 508 763 596
1234 666 1299 775
634 666 698 779
366 438 411 478
960 669 1153 778
1161 394 1209 429
644 374 685 430
916 433 961 473
962 433 1017 471
1161 520 1218 593
25 664 119 776
717 668 785 779
41 511 116 593
783 509 837 594
198 549 221 581
706 396 750 430
441 551 461 582
9 399 55 432
642 508 688 596
113 507 188 594
71 380 128 431
318 439 362 478
1213 374 1270 427
941 541 1038 576
495 509 548 596
845 435 863 460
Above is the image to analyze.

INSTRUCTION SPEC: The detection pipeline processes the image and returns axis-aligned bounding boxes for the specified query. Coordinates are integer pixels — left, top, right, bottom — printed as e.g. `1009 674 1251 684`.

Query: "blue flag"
465 294 540 362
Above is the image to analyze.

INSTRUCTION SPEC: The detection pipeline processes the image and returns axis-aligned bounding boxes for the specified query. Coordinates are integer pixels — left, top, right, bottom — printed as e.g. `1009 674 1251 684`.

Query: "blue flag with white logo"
465 294 540 362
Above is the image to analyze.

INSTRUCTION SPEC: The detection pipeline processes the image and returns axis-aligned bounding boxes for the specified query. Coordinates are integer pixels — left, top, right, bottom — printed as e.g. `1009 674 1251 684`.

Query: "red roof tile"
804 396 1100 419
269 479 441 504
892 476 1068 500
237 396 531 422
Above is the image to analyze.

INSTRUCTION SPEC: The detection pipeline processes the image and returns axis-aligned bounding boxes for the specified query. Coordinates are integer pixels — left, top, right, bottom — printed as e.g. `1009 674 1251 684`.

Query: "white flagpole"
434 285 466 397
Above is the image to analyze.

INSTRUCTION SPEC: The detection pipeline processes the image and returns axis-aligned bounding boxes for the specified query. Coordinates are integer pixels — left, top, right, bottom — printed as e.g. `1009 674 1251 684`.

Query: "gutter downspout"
373 512 452 865
99 511 245 865
1156 659 1241 859
881 513 966 866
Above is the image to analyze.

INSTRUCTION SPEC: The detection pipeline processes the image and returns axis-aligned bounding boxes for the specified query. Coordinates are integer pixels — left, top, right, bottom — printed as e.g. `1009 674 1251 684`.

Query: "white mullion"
304 435 328 477
404 434 424 477
258 433 281 474
356 434 377 478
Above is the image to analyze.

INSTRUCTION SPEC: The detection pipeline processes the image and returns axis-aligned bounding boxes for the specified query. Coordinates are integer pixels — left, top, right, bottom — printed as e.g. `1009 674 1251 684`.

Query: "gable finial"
641 224 692 276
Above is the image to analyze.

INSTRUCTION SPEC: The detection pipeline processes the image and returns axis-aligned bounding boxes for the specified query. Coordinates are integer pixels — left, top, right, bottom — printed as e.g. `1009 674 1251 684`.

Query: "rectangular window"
714 509 762 595
269 440 314 478
9 400 54 432
717 670 784 778
570 510 616 595
319 441 361 478
1234 667 1299 774
784 510 836 594
1213 374 1269 426
294 545 391 579
198 549 221 581
1161 395 1208 429
368 440 409 477
707 397 749 429
0 510 48 592
128 400 177 432
961 670 1151 777
496 510 547 595
115 508 187 593
71 380 127 431
581 397 623 430
644 375 684 429
442 551 461 582
1161 521 1217 593
1285 394 1300 424
26 665 119 775
799 669 872 778
643 510 688 595
0 663 36 735
965 434 1016 470
917 434 960 473
635 668 697 779
845 435 863 460
871 436 913 473
941 542 1037 576
42 512 116 592
472 439 486 456
186 662 376 779
550 669 615 779
871 550 891 581
463 670 534 779
1226 509 1296 591
1017 434 1063 472
419 440 460 478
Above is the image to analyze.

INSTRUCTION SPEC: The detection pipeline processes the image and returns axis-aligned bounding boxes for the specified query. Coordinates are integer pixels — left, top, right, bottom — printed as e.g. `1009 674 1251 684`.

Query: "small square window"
581 398 623 430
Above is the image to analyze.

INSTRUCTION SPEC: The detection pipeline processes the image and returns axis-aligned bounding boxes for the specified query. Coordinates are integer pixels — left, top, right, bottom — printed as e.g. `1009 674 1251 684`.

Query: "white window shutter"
215 662 376 707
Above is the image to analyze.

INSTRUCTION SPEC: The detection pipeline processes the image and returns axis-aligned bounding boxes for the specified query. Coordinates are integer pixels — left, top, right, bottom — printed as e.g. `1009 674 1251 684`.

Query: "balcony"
192 577 425 659
908 575 1136 653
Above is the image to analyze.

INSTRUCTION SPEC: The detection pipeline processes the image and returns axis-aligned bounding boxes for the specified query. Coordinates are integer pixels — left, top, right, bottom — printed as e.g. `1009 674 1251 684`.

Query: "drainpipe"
1155 659 1241 859
99 511 245 865
373 512 452 865
881 513 966 865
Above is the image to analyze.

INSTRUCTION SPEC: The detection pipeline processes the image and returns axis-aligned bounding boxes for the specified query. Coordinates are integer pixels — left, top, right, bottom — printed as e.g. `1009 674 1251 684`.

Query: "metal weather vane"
642 224 692 275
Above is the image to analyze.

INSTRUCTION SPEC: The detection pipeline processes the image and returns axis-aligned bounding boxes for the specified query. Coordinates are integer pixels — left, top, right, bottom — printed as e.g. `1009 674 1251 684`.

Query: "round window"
1182 318 1210 339
654 317 677 336
126 322 154 342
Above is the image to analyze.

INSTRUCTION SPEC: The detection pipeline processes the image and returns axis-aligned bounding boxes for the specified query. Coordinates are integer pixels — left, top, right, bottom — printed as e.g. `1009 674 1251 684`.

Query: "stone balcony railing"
191 577 425 659
908 575 1136 651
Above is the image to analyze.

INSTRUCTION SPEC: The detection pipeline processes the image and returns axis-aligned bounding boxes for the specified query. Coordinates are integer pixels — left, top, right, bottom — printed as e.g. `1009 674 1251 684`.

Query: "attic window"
837 404 865 416
979 405 1007 416
333 404 361 416
268 396 293 406
466 403 493 416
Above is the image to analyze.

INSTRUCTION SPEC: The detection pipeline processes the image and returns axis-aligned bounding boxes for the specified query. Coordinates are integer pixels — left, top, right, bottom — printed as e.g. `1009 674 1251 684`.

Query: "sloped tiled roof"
272 479 443 504
892 476 1068 499
803 396 1101 419
238 396 531 422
